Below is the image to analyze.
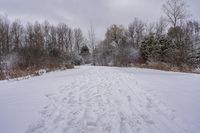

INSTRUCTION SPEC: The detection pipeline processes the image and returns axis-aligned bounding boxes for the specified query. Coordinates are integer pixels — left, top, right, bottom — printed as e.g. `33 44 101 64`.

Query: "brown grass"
0 64 74 80
131 62 193 73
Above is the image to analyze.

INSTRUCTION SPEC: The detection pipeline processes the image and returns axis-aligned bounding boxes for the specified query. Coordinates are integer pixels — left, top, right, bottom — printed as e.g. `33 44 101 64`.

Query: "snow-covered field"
0 66 200 133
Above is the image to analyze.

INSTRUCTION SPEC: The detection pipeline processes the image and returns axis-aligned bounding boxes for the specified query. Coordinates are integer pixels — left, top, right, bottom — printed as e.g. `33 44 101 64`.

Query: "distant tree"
10 20 24 51
43 21 51 51
33 22 44 49
162 0 192 67
66 27 73 54
140 34 174 63
57 23 66 52
156 36 174 63
183 21 200 67
25 22 34 47
96 41 115 66
74 28 84 54
97 25 140 66
49 25 57 51
167 26 190 66
140 35 156 62
128 18 145 48
80 45 91 64
155 17 168 37
163 0 188 27
0 15 10 55
105 24 127 48
146 23 155 35
88 24 96 65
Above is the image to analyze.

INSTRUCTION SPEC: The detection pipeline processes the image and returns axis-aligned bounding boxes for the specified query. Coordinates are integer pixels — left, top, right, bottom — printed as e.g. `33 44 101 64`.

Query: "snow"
0 66 200 133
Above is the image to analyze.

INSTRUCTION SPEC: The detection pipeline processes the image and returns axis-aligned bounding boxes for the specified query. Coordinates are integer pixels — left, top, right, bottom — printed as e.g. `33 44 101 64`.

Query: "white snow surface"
0 66 200 133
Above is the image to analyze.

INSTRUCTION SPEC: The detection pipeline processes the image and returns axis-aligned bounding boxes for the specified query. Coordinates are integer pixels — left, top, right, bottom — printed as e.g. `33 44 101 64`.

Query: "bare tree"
128 18 145 48
163 0 188 27
0 15 10 55
146 22 155 35
155 17 168 37
25 22 34 47
74 28 84 54
10 20 24 50
67 28 73 54
49 25 57 50
57 23 66 52
33 22 44 49
63 26 73 54
105 24 127 48
43 21 51 51
88 24 96 65
163 0 190 66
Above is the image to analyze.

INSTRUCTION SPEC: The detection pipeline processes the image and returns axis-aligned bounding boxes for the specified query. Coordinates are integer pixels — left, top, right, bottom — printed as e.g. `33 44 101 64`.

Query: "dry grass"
131 62 193 73
0 73 5 80
0 64 74 80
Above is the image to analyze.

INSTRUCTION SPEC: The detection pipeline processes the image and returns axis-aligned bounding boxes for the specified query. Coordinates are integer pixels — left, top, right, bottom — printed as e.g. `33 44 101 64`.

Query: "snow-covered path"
0 66 200 133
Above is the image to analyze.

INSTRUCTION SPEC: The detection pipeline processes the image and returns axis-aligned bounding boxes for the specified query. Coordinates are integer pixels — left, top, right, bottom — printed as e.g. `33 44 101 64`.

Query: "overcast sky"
0 0 199 39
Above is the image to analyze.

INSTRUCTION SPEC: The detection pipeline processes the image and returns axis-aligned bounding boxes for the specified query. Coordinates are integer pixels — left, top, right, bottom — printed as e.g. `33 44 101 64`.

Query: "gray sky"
0 0 199 39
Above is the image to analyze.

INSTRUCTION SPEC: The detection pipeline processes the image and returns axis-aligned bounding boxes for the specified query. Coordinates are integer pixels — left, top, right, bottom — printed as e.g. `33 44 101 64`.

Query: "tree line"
95 0 200 71
1 0 200 79
0 16 93 79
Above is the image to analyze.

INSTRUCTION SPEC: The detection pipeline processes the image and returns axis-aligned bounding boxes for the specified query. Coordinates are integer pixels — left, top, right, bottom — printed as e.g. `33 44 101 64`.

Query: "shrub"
147 62 172 71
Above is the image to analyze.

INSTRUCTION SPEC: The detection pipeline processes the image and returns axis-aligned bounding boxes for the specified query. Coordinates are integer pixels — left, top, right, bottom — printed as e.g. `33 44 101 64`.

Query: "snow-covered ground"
0 66 200 133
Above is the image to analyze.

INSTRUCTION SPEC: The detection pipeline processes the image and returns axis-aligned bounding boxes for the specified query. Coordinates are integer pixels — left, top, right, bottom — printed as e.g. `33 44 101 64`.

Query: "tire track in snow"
25 66 189 133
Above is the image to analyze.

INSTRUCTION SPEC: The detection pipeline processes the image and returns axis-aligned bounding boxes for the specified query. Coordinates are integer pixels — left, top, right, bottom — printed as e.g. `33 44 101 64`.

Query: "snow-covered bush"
37 69 47 76
193 67 200 74
71 53 82 65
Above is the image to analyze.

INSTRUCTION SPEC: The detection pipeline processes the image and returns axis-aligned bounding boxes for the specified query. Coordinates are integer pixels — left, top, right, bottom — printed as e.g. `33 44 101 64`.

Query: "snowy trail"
24 66 188 133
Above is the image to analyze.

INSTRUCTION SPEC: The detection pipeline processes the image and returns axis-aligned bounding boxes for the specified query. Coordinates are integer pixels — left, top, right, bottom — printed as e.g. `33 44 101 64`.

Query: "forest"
0 0 200 80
